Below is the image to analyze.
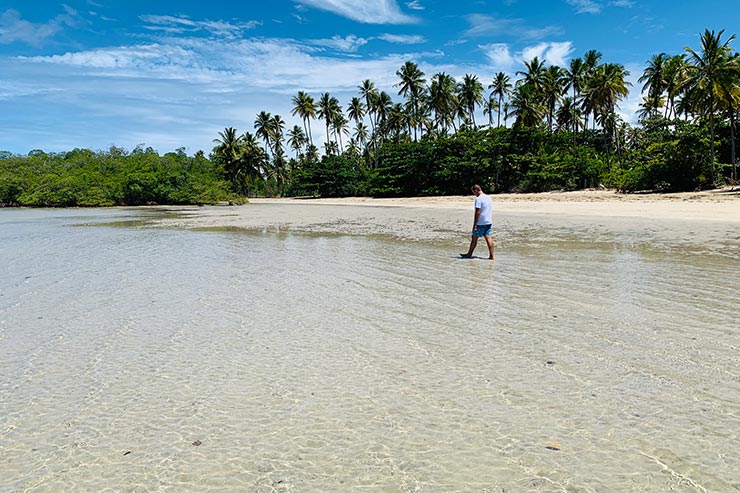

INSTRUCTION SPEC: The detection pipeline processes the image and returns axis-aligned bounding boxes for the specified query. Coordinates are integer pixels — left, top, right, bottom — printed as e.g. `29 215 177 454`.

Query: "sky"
0 0 738 155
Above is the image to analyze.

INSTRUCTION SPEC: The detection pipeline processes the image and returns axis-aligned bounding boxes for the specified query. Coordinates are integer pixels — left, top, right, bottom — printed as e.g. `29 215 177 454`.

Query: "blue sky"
0 0 737 155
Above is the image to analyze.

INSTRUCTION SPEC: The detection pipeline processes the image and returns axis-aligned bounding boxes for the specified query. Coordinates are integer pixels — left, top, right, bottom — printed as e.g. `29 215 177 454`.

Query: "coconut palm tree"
556 96 583 133
637 94 666 120
291 91 316 148
517 57 547 94
347 97 366 127
684 29 740 174
663 54 689 119
489 72 512 127
582 50 603 129
542 65 566 131
317 92 334 152
212 127 245 191
565 57 585 130
587 63 631 150
639 53 668 104
254 111 274 160
508 84 546 128
396 61 426 140
483 96 498 128
287 125 307 159
458 74 485 129
359 79 378 134
428 72 458 134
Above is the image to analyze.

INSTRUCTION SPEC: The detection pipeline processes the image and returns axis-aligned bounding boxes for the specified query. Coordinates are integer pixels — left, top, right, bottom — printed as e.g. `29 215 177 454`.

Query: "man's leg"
484 234 494 260
461 235 478 257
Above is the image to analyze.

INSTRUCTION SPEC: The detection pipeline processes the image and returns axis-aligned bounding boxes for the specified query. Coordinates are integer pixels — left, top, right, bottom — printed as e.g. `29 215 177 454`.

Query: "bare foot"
459 253 473 258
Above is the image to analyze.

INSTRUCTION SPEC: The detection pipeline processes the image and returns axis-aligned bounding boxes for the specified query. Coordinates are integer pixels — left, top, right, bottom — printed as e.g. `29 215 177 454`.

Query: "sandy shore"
156 188 740 256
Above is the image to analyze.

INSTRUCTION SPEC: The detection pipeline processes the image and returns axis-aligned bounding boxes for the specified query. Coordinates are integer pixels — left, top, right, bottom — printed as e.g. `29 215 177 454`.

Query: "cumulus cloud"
0 7 82 46
293 0 418 24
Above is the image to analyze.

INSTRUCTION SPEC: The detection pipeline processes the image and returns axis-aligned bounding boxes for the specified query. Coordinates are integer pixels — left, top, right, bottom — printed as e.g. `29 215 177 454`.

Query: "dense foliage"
2 29 738 205
0 147 243 207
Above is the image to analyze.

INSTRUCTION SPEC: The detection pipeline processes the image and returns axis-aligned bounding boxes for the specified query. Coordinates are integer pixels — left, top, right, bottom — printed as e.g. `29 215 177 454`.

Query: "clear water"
1 207 738 492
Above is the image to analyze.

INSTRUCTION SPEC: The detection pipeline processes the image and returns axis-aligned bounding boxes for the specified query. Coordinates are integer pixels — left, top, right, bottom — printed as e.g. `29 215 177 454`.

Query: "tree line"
211 28 739 198
1 29 738 206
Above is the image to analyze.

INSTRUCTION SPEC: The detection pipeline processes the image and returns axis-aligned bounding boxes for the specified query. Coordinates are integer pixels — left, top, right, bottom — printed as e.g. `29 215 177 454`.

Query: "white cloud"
406 0 425 10
480 43 515 70
543 41 573 66
566 0 602 14
0 8 81 46
139 14 260 38
464 14 562 39
480 41 574 71
294 0 418 24
377 33 426 44
610 0 634 6
310 35 368 52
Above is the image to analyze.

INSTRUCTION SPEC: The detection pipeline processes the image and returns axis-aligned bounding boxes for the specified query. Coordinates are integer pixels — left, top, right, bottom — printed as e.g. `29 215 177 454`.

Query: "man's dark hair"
472 184 482 192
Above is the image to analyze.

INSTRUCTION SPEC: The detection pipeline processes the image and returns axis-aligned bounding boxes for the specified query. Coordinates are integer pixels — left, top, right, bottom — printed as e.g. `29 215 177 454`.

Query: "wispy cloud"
480 41 574 70
293 0 419 24
0 7 82 46
377 33 426 44
406 0 424 10
480 43 515 70
139 14 260 38
464 14 562 40
610 0 634 7
566 0 601 14
309 34 368 52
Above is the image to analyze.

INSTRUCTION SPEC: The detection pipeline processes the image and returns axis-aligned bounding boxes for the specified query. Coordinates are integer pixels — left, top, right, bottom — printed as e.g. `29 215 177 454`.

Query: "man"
460 184 494 260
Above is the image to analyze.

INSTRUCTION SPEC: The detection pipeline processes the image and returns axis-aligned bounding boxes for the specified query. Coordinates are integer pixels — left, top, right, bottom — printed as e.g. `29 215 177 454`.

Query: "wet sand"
156 188 740 256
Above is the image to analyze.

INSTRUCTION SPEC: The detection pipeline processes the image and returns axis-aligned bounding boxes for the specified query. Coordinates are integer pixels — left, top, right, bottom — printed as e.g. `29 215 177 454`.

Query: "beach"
2 193 739 492
154 188 740 257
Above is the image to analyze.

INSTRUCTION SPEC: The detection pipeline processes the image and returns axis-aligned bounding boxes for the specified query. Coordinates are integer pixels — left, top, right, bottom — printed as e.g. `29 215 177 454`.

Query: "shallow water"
1 207 738 492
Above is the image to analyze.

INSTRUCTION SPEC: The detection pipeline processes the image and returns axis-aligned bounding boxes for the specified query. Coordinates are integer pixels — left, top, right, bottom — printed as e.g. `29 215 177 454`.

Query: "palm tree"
565 57 585 130
212 127 244 190
489 72 512 127
582 50 603 129
396 61 426 140
291 91 317 148
317 92 334 152
287 125 307 159
684 29 740 175
517 57 547 93
458 74 485 129
542 65 566 131
639 53 668 105
428 72 458 134
348 97 366 126
556 96 583 133
663 54 689 119
269 114 286 158
508 84 546 128
359 79 378 134
587 63 632 151
254 111 274 159
483 96 497 128
637 94 665 120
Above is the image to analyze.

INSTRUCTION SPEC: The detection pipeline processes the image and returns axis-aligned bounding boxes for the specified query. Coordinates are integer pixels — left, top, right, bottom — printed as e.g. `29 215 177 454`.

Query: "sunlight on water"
1 208 738 492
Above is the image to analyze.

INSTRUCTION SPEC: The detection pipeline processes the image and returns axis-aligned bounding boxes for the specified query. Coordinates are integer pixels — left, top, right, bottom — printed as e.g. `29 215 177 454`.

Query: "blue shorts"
473 224 492 237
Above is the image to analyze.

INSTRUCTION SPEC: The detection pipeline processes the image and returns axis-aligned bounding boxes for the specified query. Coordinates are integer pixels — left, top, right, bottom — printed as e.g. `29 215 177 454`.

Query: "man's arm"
472 207 481 231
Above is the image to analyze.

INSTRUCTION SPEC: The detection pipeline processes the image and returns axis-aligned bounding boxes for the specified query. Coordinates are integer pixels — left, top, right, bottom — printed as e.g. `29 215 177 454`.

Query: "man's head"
472 184 482 196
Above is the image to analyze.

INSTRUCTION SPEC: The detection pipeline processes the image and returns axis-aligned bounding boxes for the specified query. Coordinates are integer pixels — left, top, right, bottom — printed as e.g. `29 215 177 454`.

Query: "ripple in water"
0 208 738 492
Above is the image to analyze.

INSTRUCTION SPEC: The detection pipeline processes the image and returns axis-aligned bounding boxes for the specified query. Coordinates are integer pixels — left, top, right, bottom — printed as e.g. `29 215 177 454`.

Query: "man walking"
460 184 494 260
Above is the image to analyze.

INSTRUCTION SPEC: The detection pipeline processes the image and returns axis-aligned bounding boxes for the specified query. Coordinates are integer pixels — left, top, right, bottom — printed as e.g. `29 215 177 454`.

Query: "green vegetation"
0 147 244 207
2 29 738 206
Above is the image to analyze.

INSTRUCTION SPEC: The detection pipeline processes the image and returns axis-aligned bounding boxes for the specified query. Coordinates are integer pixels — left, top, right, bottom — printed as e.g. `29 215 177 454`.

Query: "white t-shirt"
474 193 493 225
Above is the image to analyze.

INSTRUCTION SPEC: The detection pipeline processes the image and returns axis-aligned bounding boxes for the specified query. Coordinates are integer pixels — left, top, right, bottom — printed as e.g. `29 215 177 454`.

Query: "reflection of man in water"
460 184 494 260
